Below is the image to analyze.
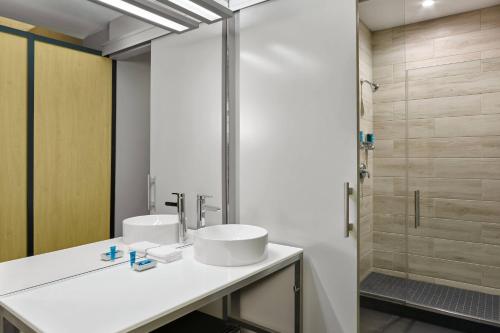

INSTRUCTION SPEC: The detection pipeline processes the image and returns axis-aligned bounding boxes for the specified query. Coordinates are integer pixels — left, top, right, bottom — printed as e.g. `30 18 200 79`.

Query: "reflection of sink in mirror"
123 215 179 245
194 224 268 267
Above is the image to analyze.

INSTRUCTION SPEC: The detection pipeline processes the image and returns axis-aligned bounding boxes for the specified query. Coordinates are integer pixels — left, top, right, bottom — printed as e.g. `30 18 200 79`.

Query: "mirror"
0 0 225 295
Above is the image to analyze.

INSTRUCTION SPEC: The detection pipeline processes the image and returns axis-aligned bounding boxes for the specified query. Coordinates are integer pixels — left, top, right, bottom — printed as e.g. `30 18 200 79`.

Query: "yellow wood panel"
34 41 112 254
0 32 27 262
0 16 34 31
29 27 82 46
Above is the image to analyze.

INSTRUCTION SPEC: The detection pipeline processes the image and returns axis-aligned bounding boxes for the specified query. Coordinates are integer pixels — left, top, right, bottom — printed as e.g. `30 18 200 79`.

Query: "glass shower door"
405 56 500 324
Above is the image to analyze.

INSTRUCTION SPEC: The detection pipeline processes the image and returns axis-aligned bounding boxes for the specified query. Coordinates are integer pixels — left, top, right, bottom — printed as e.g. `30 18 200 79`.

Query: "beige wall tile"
373 177 406 196
482 266 500 288
360 252 372 280
409 236 434 256
376 140 406 158
434 27 500 57
374 82 406 103
405 11 481 42
407 60 480 81
408 119 435 138
432 158 500 179
373 43 405 67
435 198 500 223
407 137 483 158
373 121 405 139
408 94 481 119
481 5 500 30
373 195 406 215
372 29 394 47
373 65 393 84
408 158 434 177
482 223 500 245
373 213 406 234
374 158 406 177
434 114 500 137
406 52 481 70
372 267 407 278
482 56 500 72
408 255 483 285
408 217 482 243
373 102 406 121
482 48 500 59
482 92 500 114
434 239 500 267
373 250 394 270
482 180 500 201
405 40 434 62
373 231 406 252
408 71 500 100
409 178 482 200
482 137 500 157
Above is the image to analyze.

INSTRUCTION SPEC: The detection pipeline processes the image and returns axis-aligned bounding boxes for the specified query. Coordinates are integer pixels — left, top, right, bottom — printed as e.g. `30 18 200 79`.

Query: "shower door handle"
414 190 420 229
344 182 354 238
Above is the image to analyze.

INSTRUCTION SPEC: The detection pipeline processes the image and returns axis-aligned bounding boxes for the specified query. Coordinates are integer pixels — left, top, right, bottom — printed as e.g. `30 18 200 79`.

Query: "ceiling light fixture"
89 0 190 32
159 0 221 23
422 0 435 8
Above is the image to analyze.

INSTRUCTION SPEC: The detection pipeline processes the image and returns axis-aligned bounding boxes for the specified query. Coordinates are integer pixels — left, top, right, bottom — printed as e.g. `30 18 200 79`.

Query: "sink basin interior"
196 224 268 241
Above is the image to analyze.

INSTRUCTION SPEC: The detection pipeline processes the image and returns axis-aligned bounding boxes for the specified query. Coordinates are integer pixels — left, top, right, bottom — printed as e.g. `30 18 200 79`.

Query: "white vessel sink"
194 224 268 267
122 215 179 245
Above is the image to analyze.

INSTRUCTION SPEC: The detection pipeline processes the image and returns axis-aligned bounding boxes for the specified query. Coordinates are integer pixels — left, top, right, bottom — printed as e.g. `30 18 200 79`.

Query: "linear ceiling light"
190 0 233 18
162 0 221 23
89 0 190 32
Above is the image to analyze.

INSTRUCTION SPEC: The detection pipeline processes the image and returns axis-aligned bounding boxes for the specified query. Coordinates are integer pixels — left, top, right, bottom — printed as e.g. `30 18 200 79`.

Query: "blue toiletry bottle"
110 246 117 261
130 251 136 268
366 133 375 144
359 131 364 143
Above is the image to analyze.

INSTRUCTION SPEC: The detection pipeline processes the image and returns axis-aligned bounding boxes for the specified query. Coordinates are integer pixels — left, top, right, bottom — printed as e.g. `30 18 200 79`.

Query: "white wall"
115 53 151 236
237 0 359 332
150 22 223 228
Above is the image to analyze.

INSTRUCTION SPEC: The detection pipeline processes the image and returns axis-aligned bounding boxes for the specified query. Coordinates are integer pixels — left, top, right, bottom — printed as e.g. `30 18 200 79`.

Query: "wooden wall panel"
0 32 27 262
34 41 112 254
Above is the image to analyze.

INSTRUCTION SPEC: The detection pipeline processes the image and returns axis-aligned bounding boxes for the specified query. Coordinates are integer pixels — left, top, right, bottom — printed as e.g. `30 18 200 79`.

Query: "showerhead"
361 79 379 92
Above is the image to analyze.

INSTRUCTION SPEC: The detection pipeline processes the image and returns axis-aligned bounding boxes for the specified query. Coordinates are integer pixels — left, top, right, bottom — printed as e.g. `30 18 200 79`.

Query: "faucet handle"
197 194 213 199
172 192 185 198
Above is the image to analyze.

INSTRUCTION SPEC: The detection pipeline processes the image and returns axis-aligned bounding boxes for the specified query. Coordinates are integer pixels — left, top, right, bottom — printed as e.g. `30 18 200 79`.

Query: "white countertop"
0 238 129 296
0 241 302 333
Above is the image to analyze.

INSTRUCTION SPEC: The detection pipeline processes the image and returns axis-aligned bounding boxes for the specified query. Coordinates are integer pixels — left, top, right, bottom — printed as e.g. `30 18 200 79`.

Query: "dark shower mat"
361 272 500 323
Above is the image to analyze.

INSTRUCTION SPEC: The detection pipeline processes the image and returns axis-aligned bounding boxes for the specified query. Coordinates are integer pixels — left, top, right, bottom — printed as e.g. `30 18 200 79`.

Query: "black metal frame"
0 23 116 255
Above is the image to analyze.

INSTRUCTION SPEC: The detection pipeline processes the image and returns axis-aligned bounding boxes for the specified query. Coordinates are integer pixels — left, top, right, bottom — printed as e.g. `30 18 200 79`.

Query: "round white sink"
122 215 179 245
194 224 268 267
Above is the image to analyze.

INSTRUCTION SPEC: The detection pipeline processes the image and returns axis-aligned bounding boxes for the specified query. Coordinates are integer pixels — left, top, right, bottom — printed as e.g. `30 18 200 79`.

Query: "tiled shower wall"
371 6 500 295
359 22 373 281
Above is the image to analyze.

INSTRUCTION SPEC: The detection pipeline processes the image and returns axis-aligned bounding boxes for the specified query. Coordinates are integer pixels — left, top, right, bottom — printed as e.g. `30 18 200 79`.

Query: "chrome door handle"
414 190 420 229
147 174 156 214
344 182 354 238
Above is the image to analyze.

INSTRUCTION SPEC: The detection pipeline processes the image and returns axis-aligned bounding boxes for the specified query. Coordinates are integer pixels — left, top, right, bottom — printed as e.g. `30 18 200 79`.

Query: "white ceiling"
0 0 122 39
360 0 500 31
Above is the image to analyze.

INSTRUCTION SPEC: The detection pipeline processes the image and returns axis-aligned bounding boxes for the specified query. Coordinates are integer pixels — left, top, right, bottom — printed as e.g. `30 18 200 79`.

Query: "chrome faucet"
165 192 187 243
196 194 221 229
360 162 370 181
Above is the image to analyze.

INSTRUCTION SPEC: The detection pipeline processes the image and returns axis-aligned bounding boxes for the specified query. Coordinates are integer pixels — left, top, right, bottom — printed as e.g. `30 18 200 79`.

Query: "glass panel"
406 55 500 324
404 0 500 325
358 0 409 304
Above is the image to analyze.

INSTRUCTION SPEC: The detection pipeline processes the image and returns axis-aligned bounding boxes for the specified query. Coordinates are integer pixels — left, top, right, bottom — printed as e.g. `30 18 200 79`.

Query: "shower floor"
360 272 500 325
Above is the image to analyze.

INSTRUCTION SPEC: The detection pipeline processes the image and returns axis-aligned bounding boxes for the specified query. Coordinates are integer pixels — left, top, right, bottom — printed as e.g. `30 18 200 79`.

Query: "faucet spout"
166 192 187 243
